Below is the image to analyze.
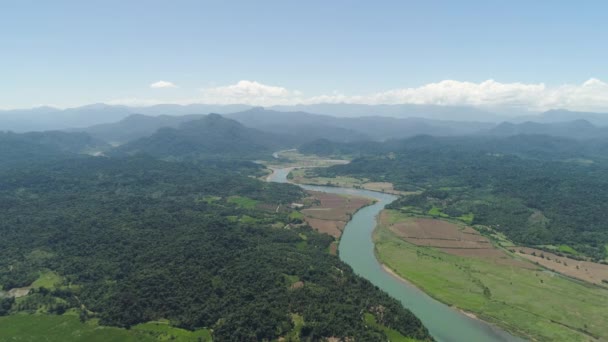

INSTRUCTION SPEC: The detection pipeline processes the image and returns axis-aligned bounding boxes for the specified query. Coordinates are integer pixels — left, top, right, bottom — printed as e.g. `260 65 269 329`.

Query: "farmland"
299 190 374 238
374 209 608 341
289 168 412 195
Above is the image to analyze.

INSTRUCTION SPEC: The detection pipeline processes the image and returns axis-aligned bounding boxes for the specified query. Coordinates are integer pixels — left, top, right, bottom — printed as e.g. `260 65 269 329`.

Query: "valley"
4 4 608 341
283 149 608 341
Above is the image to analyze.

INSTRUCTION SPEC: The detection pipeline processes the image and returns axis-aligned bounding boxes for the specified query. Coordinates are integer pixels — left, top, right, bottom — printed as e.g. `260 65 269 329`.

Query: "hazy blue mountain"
113 114 292 160
225 108 371 143
270 103 503 122
483 119 608 140
77 113 206 144
0 104 134 131
226 108 493 141
130 103 251 116
0 104 252 132
513 109 608 126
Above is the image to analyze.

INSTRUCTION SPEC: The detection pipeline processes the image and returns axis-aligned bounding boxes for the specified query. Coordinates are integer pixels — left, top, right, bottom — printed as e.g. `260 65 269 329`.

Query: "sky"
2 0 608 111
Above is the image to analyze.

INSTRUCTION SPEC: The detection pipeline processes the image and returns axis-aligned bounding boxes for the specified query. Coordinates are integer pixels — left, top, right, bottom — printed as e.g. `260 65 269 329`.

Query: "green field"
290 168 367 188
0 314 211 342
227 195 258 209
265 150 350 168
363 313 418 342
31 271 63 289
374 211 608 341
426 207 449 218
557 244 578 255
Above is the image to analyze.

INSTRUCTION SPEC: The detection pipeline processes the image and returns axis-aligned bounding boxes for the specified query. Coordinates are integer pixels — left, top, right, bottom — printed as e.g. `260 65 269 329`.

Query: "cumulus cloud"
150 80 177 89
302 79 608 112
200 80 303 106
112 79 608 113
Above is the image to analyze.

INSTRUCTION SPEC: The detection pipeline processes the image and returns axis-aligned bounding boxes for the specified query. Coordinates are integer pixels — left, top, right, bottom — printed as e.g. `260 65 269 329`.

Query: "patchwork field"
289 168 413 195
300 190 374 238
515 247 608 286
380 213 534 269
374 209 608 341
265 150 350 168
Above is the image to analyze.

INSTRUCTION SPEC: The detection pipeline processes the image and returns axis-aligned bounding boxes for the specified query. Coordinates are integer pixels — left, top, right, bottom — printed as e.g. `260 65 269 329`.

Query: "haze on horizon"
2 0 608 113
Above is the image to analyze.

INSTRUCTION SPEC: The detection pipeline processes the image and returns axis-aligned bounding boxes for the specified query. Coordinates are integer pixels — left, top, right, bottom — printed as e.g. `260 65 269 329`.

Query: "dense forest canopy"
307 135 608 259
0 155 431 341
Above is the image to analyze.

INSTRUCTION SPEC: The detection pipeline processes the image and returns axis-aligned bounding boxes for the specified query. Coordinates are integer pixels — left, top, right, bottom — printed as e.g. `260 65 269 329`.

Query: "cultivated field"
374 209 608 341
289 168 413 195
300 190 374 238
264 150 350 169
380 213 534 269
515 247 608 286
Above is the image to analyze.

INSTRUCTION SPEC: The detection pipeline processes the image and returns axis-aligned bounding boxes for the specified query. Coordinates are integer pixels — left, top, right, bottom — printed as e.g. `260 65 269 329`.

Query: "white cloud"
301 78 608 112
200 80 302 106
150 80 177 89
107 78 608 113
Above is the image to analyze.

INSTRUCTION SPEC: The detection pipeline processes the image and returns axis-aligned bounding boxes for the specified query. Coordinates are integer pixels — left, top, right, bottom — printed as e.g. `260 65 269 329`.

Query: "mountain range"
112 114 290 160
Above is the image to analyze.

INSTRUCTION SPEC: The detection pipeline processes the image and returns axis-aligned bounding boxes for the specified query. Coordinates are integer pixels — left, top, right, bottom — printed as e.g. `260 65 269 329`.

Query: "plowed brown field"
301 191 373 238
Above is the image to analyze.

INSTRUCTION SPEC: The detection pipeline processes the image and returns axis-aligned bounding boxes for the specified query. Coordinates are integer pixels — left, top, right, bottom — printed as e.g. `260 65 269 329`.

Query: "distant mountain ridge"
112 114 292 160
226 108 494 141
512 109 608 126
0 103 252 132
483 119 608 140
78 113 206 144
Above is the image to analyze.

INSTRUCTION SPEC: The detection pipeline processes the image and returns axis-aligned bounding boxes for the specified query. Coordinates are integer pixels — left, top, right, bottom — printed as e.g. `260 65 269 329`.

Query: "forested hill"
483 119 608 140
300 134 608 162
307 137 608 260
112 114 294 160
77 113 205 144
0 156 431 341
0 131 107 171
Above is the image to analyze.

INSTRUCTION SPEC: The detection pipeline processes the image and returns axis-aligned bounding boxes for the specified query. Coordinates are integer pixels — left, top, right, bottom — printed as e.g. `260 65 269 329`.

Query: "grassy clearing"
456 212 475 225
31 271 63 289
363 313 418 342
289 211 304 220
197 195 221 204
227 196 258 209
558 244 578 255
374 212 608 342
426 207 449 218
283 313 305 341
0 314 212 341
132 321 212 341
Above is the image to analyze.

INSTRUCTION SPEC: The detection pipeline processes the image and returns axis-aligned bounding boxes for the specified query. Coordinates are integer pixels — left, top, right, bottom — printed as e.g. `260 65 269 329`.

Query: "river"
268 167 523 342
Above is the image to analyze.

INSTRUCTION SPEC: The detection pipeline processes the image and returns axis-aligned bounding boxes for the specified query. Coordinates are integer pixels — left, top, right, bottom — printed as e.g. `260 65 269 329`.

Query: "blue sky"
2 0 608 110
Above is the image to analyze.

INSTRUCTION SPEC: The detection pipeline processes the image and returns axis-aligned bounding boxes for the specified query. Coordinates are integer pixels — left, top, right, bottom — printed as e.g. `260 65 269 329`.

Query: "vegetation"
0 155 431 341
112 114 291 160
374 211 608 341
306 136 608 259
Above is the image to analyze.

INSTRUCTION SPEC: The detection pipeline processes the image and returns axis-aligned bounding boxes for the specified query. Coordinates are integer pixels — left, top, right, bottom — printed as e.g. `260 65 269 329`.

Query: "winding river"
268 167 523 342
